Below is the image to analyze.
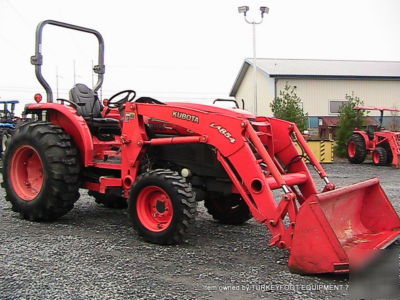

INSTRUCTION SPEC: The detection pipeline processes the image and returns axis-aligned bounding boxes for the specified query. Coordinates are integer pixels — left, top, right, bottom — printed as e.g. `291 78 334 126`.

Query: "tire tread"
1 121 80 221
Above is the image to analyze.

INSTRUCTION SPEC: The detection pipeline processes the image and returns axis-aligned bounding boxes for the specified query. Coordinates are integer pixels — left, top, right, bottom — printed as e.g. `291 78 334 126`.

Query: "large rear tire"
1 121 81 221
204 193 252 225
128 169 196 245
89 191 127 209
347 134 367 164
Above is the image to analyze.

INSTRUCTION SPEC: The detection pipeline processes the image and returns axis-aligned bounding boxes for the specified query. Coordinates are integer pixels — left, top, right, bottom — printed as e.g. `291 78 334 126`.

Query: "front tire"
347 134 367 164
1 121 81 221
372 147 388 166
204 193 252 225
383 143 393 165
128 169 196 245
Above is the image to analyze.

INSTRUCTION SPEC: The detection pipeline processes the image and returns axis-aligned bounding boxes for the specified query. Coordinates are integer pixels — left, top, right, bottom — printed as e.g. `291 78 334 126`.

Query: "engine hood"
166 102 255 119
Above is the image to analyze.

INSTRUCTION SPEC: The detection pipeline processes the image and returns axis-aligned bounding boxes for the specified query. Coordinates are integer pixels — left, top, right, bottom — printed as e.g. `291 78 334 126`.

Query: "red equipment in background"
347 105 400 168
2 20 399 275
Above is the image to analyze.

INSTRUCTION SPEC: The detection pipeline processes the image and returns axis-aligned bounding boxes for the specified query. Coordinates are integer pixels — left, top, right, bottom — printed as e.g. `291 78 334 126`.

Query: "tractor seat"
69 84 121 137
366 125 378 140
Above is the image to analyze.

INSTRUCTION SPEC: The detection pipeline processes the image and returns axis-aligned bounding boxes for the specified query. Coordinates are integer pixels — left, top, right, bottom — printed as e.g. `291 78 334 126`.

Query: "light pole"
238 5 269 115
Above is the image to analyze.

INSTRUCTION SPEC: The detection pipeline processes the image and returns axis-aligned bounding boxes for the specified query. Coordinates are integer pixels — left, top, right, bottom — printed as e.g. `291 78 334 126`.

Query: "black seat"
69 84 120 136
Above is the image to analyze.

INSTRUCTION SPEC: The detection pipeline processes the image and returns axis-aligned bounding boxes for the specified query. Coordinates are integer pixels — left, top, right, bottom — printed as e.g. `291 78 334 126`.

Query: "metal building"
229 58 400 129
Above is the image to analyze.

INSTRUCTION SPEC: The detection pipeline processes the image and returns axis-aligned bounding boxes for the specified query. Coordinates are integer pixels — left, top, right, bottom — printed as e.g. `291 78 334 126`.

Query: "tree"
334 93 367 157
270 83 308 131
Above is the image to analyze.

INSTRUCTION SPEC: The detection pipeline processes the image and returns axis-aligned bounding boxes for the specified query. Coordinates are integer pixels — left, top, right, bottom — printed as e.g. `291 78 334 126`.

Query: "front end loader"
2 20 399 274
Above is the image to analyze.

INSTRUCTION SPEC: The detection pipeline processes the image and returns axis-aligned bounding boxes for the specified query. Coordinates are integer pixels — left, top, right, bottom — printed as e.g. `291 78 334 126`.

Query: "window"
329 100 348 114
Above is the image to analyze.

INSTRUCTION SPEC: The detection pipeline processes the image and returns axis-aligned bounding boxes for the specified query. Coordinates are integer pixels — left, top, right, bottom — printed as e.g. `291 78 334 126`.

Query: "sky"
0 0 399 114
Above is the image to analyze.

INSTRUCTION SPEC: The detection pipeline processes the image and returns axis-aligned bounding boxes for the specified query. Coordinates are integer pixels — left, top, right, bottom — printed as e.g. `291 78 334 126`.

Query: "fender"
25 103 94 166
353 130 372 150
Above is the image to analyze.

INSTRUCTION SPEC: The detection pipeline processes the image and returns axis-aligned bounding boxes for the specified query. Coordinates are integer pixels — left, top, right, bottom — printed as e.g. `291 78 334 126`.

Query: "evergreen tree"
270 83 308 131
334 93 367 157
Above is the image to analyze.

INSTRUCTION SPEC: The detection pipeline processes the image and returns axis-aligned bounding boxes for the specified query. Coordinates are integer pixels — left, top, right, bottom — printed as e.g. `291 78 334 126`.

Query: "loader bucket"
288 178 400 274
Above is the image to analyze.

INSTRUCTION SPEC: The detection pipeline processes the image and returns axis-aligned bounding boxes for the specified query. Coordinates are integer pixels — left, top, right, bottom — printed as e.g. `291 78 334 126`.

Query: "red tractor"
347 106 400 167
2 20 400 274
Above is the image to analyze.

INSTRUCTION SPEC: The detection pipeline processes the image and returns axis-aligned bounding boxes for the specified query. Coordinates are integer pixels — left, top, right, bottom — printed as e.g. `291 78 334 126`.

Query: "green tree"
270 83 308 131
334 93 367 157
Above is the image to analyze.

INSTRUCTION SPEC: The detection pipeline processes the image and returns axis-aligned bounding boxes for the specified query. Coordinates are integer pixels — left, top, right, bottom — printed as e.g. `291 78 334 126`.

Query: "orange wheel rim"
10 145 44 201
136 186 173 232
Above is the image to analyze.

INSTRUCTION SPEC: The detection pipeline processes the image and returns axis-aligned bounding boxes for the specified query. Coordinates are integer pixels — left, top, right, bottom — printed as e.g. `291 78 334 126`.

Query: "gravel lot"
0 162 399 299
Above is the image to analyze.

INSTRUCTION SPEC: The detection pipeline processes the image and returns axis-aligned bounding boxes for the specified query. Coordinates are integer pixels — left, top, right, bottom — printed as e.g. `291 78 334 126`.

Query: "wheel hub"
155 200 166 213
136 186 173 232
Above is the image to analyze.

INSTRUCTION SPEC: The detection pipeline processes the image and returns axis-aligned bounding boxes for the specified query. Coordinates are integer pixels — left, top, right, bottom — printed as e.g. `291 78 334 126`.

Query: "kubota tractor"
2 20 400 274
347 105 400 168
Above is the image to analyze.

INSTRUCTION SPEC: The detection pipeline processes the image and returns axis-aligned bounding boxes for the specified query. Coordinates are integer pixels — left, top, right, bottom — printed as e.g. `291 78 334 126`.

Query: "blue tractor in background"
0 100 20 157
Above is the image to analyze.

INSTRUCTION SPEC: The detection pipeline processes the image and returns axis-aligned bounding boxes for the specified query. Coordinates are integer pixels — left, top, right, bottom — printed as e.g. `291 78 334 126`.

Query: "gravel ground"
0 162 399 299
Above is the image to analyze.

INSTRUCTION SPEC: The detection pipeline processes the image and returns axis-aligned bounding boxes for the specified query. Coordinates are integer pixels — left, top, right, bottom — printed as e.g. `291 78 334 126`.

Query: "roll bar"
213 98 240 109
30 20 105 103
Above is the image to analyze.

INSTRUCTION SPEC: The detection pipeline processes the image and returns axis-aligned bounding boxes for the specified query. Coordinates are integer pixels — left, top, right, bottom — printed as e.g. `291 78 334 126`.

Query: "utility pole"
238 6 269 115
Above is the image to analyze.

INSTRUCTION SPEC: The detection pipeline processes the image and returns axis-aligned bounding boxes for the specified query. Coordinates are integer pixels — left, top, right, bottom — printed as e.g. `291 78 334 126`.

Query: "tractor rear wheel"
89 191 127 209
128 169 196 245
347 134 367 164
1 121 81 221
372 147 388 166
204 193 252 225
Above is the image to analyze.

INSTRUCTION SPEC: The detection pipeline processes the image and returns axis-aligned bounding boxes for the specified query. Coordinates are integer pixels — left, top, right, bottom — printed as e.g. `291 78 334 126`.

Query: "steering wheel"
107 90 136 108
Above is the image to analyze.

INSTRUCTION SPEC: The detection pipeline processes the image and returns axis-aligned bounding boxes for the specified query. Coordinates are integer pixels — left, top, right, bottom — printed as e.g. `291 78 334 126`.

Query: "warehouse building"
229 58 400 131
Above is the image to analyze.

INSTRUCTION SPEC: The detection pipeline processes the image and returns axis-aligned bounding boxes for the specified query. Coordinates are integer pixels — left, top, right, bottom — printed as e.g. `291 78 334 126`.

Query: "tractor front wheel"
1 121 81 221
204 193 252 225
128 169 197 245
347 134 367 164
372 147 388 166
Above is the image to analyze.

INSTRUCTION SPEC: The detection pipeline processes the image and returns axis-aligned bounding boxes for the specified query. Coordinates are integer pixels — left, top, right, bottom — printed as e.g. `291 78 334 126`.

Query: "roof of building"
230 58 400 96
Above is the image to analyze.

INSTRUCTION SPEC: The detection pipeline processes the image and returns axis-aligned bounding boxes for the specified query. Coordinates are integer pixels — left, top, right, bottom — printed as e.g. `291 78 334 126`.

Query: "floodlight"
260 6 269 17
238 6 249 16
